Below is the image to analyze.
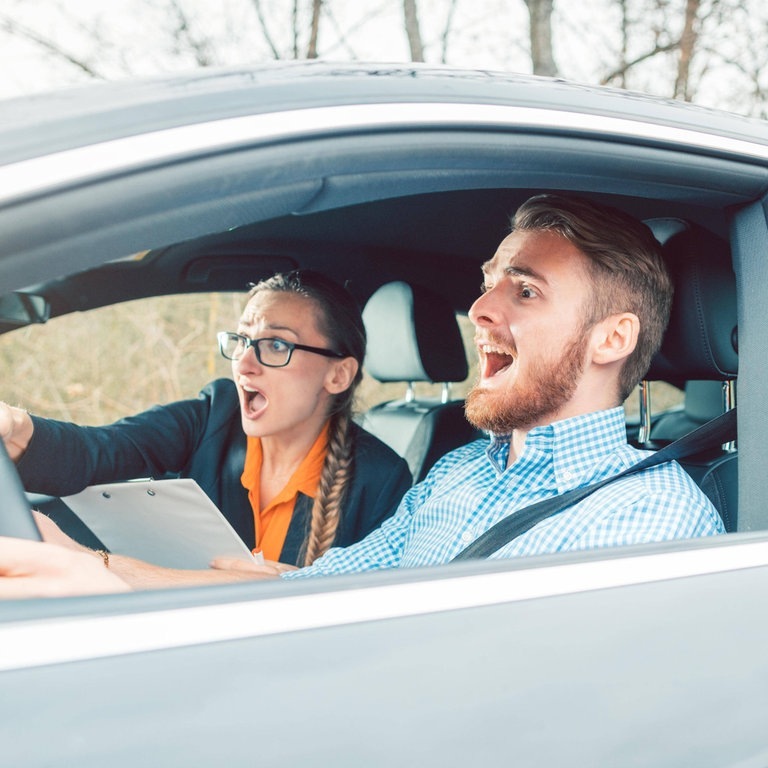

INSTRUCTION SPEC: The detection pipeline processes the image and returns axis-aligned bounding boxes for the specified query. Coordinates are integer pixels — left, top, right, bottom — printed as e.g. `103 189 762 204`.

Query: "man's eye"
520 285 537 299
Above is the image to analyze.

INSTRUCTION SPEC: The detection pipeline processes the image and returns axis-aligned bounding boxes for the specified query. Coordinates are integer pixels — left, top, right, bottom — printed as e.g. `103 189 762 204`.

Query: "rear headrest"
645 222 737 381
363 281 468 383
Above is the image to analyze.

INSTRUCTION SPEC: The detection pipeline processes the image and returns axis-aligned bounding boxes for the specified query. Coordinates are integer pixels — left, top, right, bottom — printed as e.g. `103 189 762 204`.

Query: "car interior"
0 186 740 544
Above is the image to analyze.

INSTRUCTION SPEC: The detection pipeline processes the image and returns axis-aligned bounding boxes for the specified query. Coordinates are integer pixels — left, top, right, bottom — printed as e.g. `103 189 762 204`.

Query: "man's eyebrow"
481 261 547 283
504 264 547 282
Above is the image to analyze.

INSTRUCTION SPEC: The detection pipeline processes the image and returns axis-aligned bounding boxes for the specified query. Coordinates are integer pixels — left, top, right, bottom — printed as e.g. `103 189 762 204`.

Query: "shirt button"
461 531 474 543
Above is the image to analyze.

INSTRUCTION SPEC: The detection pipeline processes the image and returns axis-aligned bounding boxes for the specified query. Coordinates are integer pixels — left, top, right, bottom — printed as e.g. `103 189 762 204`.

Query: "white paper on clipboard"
62 478 261 570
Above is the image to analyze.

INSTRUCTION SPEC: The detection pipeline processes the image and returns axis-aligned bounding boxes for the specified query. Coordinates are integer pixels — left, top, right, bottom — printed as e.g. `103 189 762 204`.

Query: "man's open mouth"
479 343 515 378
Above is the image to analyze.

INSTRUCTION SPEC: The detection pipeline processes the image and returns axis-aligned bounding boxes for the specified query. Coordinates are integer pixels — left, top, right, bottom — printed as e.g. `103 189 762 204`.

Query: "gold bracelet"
95 549 110 569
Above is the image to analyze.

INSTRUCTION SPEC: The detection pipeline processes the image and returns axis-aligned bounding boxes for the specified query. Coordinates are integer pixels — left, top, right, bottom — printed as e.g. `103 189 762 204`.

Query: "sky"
0 0 766 118
0 1 615 97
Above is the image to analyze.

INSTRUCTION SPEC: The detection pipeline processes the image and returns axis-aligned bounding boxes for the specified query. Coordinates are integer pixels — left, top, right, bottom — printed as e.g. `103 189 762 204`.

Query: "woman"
0 270 412 586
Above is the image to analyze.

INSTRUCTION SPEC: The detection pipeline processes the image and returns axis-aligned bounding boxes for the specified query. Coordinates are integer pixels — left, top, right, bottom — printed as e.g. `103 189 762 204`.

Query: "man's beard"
465 332 588 435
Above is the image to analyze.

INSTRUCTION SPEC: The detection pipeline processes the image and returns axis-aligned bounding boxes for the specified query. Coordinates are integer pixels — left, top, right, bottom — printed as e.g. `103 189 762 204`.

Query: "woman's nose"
233 343 261 373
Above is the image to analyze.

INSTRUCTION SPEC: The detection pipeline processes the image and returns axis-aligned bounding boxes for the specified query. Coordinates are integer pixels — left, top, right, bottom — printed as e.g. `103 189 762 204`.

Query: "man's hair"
512 194 673 401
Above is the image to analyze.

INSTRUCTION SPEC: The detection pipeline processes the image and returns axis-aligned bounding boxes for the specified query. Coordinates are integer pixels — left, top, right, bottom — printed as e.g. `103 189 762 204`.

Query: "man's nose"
469 286 500 328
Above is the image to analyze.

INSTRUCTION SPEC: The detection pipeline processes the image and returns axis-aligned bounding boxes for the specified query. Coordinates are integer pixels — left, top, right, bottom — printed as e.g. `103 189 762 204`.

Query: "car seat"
360 280 481 482
643 220 738 530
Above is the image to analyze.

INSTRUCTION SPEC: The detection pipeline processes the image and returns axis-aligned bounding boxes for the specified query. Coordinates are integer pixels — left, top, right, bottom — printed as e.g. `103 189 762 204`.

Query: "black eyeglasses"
217 332 345 368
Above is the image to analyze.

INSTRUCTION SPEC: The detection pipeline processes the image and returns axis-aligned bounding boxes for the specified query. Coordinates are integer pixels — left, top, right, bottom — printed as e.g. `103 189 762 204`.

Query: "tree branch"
0 13 103 78
600 40 679 85
248 0 281 59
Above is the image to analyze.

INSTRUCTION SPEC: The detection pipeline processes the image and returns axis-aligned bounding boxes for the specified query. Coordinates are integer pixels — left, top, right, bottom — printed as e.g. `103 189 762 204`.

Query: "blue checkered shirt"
284 407 725 579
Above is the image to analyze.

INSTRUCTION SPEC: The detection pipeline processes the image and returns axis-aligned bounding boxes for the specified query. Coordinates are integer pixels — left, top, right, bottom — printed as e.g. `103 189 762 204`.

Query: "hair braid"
302 413 355 566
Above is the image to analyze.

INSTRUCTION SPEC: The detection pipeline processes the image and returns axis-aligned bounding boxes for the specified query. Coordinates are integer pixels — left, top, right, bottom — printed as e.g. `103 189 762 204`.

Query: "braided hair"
247 270 365 565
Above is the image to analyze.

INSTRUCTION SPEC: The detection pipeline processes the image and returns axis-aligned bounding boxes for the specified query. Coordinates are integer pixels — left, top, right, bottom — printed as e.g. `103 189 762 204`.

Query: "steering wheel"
0 438 42 540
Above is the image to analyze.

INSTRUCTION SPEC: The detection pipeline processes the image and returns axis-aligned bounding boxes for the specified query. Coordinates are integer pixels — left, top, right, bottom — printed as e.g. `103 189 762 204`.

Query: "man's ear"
324 357 359 394
591 313 639 365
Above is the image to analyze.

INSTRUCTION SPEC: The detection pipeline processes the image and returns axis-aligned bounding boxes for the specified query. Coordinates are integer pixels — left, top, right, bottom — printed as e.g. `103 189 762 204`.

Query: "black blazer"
19 378 412 565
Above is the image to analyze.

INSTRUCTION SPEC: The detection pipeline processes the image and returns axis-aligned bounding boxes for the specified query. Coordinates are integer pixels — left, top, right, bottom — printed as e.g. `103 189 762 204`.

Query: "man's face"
465 229 595 434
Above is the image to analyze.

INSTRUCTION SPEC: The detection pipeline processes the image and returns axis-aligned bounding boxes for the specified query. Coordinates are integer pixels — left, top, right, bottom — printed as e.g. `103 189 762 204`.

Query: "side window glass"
0 293 241 424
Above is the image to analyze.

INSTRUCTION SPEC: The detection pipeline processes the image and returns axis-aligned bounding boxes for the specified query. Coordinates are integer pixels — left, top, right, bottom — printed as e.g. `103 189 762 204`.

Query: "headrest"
646 221 737 381
363 281 469 383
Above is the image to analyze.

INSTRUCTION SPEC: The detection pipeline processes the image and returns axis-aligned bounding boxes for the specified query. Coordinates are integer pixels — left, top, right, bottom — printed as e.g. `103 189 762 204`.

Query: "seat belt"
452 406 737 561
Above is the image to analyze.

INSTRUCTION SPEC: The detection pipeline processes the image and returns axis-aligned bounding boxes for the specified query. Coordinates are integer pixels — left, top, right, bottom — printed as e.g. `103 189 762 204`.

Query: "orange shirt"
240 423 329 561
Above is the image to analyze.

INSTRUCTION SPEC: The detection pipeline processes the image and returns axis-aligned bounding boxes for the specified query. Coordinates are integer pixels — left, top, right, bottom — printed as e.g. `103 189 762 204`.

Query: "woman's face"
231 291 356 443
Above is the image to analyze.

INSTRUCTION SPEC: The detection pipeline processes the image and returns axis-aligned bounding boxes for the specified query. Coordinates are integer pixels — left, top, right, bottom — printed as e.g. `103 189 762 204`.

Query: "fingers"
32 511 87 551
0 536 130 598
209 556 290 577
0 403 33 461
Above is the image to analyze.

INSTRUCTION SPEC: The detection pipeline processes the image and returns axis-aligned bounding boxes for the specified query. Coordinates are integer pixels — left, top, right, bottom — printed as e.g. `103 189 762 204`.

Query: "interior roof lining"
1 128 762 294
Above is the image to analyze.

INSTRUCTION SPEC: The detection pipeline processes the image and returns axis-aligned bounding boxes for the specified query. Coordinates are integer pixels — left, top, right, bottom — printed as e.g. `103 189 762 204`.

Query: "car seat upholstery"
644 220 738 530
651 380 727 444
360 280 481 482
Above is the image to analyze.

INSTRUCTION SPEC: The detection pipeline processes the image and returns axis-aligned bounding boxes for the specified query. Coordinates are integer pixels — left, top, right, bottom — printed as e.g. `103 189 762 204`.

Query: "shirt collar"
486 407 628 488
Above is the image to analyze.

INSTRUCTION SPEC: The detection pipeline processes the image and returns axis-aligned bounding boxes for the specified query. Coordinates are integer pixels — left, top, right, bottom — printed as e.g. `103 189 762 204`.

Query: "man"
0 194 725 595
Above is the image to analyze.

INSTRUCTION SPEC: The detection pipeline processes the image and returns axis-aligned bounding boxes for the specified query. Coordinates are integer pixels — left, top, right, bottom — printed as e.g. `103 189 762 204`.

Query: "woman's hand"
33 510 88 551
0 536 130 598
209 556 296 578
0 401 34 462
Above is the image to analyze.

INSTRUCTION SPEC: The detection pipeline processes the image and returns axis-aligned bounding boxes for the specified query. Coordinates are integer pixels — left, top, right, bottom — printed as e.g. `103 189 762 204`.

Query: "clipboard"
62 478 260 570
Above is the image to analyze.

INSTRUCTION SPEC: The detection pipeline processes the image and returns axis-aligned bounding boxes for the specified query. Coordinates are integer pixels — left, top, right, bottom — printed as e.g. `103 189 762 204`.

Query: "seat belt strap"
452 406 737 561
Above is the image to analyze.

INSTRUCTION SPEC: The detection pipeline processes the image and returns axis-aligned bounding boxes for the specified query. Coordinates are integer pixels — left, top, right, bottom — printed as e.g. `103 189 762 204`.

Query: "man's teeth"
479 344 514 359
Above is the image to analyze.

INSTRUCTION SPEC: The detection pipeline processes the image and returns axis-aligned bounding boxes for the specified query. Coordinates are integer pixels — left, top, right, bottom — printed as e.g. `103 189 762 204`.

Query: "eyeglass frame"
217 331 346 368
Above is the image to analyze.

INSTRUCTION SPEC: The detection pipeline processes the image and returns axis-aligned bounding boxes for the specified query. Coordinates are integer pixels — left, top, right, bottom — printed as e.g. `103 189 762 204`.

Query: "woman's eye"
269 339 289 352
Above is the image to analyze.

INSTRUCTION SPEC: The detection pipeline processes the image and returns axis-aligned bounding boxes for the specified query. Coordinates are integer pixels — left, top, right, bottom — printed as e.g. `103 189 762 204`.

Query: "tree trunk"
403 0 425 62
674 0 702 100
306 0 322 59
524 0 558 76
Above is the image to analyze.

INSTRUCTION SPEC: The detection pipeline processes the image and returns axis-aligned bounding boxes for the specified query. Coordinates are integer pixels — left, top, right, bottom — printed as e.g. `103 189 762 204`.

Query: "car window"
0 298 480 422
0 293 242 424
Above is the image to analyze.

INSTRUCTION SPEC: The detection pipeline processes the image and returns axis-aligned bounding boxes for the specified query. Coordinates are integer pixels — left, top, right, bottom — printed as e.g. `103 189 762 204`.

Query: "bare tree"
168 0 216 67
0 12 104 79
673 0 703 100
403 0 425 62
307 0 323 58
524 0 558 76
250 0 282 59
439 0 460 64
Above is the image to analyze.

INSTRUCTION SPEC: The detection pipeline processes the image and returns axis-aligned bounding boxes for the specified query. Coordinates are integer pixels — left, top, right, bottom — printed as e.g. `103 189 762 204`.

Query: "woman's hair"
247 270 366 565
512 194 673 402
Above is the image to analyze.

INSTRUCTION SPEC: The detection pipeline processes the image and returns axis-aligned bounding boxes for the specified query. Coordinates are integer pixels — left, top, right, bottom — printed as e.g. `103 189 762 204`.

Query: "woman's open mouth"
240 384 268 419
